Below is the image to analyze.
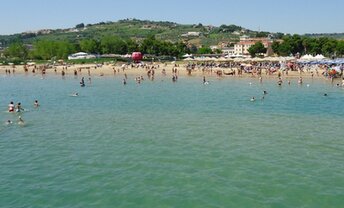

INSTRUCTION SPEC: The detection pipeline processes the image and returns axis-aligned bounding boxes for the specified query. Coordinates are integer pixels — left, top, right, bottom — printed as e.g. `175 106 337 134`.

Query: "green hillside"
1 19 343 49
0 19 248 47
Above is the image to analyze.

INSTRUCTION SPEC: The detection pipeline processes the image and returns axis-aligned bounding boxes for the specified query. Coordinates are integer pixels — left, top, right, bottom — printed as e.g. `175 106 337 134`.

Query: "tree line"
247 34 344 58
3 35 191 61
271 35 344 57
3 34 344 62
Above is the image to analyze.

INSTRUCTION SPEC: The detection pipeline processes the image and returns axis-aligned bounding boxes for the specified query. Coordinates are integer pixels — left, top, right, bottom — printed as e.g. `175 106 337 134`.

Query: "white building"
222 47 235 55
181 32 201 37
68 52 96 60
234 36 273 55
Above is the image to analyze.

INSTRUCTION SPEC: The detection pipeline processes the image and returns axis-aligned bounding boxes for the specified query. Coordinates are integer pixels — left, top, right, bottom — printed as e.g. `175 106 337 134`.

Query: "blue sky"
0 0 343 35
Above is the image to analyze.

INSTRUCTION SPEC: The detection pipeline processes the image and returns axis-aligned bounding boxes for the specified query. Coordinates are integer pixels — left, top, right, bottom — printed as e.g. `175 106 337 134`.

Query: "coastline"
0 63 331 80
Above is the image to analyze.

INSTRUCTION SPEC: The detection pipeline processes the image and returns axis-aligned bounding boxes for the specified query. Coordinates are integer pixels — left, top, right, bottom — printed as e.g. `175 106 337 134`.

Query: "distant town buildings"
234 35 274 56
22 29 53 36
222 47 235 55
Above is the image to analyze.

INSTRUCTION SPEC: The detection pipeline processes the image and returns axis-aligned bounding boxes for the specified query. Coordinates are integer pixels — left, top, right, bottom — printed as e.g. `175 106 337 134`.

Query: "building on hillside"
234 36 274 56
181 32 201 38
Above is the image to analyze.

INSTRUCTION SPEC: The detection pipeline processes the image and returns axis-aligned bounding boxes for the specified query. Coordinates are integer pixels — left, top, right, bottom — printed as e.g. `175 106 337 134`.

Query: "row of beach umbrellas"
183 56 296 62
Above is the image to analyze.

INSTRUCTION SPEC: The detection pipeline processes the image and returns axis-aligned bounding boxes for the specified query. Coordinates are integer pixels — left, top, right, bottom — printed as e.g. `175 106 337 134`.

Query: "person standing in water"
80 77 85 87
298 77 303 85
277 77 283 86
8 101 15 112
15 102 24 112
34 100 40 107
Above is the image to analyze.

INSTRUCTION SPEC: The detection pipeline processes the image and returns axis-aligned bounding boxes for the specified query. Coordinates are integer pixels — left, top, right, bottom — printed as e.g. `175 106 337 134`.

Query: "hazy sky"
0 0 343 35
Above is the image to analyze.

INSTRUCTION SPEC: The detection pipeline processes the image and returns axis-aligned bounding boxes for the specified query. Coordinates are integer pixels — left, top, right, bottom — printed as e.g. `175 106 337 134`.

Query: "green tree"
336 41 344 56
271 41 280 55
79 39 99 54
126 39 139 53
4 42 28 60
248 42 266 57
140 35 158 55
302 37 321 55
322 38 337 57
197 47 213 54
75 23 85 29
100 36 128 54
278 42 293 56
31 40 75 60
56 41 75 59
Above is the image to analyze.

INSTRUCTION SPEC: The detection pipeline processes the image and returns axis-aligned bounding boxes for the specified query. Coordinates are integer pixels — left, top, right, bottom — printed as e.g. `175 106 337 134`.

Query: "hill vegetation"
0 18 268 47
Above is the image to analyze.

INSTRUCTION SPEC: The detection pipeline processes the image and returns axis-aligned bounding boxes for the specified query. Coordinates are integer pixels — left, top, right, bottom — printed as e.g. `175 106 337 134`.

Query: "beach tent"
300 54 315 60
314 54 326 60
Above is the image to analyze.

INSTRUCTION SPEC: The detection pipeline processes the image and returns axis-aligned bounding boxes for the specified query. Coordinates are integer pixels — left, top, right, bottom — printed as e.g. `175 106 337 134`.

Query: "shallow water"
0 74 343 207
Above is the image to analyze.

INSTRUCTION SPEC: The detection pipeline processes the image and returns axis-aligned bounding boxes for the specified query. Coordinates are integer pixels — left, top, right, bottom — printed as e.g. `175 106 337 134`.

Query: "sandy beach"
0 62 330 81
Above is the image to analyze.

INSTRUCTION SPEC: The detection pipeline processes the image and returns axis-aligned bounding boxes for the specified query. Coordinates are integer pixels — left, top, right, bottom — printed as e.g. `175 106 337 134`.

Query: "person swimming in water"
5 120 12 125
123 79 127 85
18 116 24 125
250 97 256 102
263 90 268 95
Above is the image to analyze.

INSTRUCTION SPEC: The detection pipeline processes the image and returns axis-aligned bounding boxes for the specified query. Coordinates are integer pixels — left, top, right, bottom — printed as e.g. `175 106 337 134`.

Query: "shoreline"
0 63 335 81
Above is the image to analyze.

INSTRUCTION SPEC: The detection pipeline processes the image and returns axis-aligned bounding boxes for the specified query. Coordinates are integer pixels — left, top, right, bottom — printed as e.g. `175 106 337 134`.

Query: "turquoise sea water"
0 74 343 207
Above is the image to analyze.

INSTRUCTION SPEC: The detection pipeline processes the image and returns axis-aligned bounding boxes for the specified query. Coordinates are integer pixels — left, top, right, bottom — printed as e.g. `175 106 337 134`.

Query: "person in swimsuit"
34 100 40 107
8 101 15 112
